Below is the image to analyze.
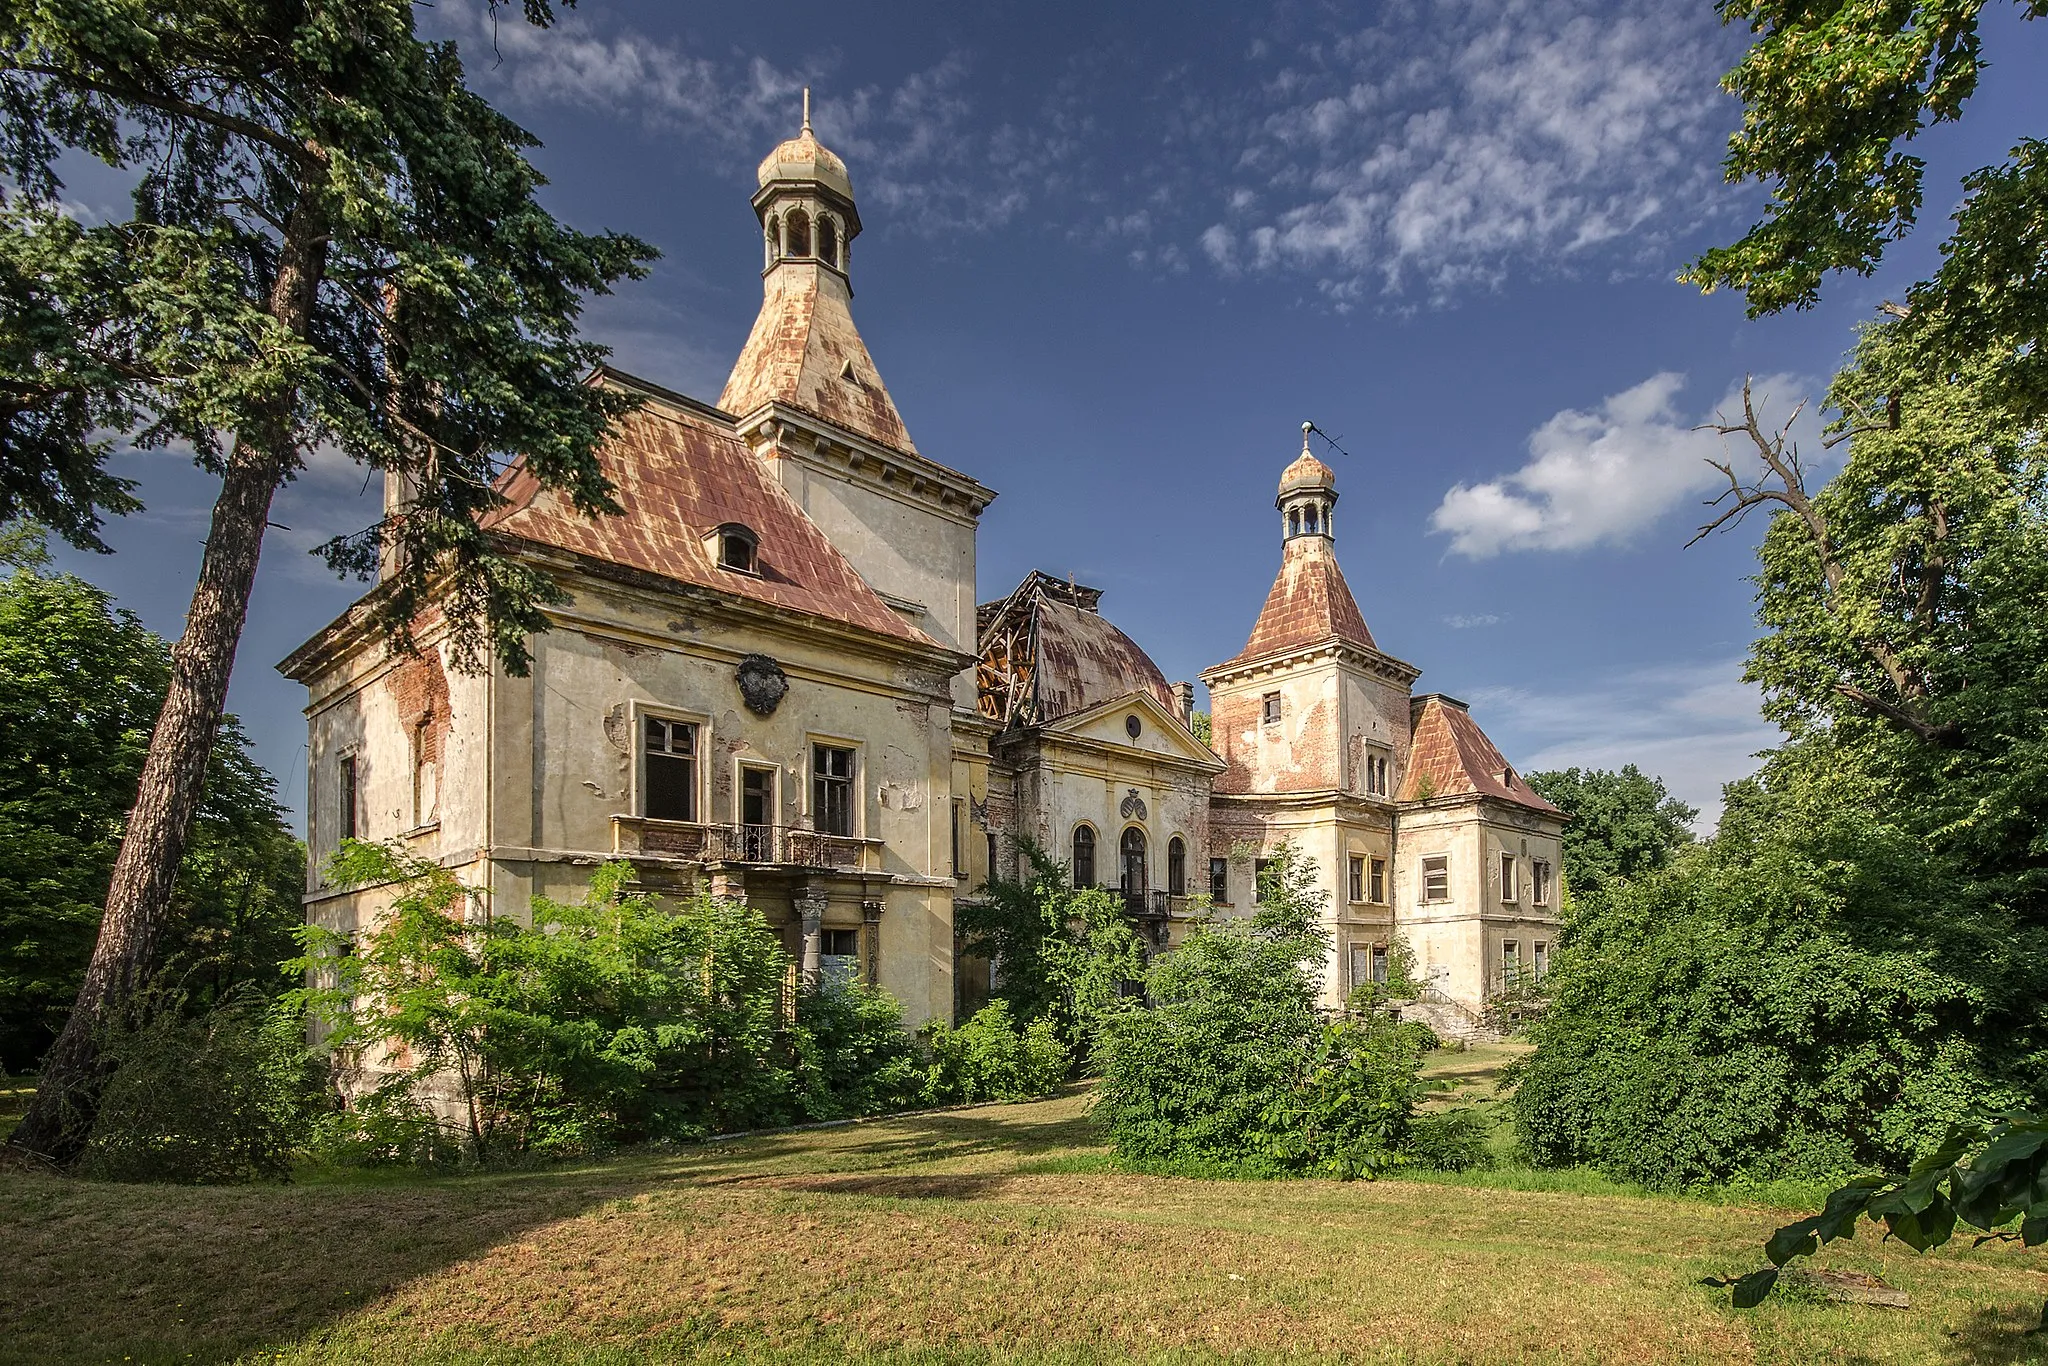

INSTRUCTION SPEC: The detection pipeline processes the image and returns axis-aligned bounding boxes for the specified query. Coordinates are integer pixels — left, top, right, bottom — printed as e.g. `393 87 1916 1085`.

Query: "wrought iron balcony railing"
611 817 879 873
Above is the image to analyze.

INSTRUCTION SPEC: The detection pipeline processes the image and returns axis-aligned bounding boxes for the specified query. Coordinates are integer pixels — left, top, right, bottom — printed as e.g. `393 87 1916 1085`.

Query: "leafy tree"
1687 2 2048 412
955 839 1147 1069
0 528 301 1072
2 1 655 1162
917 1002 1069 1105
1524 766 1697 900
1094 843 1430 1178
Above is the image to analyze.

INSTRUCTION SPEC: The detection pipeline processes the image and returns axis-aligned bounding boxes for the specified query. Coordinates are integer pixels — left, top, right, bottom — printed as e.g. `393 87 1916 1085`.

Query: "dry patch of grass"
3 1090 2044 1365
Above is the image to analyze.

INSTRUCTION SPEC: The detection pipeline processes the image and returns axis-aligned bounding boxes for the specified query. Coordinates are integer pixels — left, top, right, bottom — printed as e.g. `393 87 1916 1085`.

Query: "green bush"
1407 1109 1495 1173
794 984 925 1120
919 1001 1069 1104
79 988 327 1184
1095 842 1429 1179
1511 844 2001 1187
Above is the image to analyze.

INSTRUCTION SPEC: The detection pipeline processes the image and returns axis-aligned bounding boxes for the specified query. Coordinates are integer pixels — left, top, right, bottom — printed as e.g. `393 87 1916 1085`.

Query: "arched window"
714 523 759 574
1071 825 1096 888
786 209 812 257
1304 504 1319 534
1288 507 1300 536
1167 836 1186 896
767 215 782 261
818 216 839 267
1120 827 1147 894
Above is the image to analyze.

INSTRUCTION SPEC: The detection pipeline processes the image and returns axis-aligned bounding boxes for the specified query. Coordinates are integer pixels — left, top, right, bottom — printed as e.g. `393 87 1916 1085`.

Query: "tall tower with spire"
720 97 995 704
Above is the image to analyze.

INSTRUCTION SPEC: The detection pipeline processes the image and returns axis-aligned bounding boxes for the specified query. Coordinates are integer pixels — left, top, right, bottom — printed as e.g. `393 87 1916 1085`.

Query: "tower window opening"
818 216 838 267
1304 505 1319 533
786 209 812 257
1288 508 1301 536
767 215 782 259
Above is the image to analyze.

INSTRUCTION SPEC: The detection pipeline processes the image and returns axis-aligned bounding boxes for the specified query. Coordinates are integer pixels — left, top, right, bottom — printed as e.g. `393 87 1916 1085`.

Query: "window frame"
1532 859 1552 907
1420 854 1450 904
808 739 859 838
1533 940 1550 980
1071 823 1098 889
1261 691 1282 725
635 706 707 824
1208 856 1230 905
1500 851 1518 903
1347 854 1365 904
1368 856 1387 904
338 750 359 843
1167 836 1187 896
951 796 967 880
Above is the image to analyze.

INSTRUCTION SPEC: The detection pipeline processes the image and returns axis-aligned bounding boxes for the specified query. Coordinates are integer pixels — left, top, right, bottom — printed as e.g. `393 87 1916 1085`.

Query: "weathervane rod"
802 87 812 132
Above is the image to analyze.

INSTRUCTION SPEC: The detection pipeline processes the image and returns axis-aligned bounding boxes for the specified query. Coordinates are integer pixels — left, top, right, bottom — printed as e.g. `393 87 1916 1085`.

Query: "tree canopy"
1524 766 1697 901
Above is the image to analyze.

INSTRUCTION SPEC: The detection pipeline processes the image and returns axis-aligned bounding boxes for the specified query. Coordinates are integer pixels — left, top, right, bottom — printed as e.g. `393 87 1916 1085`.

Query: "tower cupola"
1277 422 1338 542
753 90 859 276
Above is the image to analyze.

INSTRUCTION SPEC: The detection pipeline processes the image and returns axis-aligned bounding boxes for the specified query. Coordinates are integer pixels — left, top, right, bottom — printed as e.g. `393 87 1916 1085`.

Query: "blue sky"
45 0 2048 831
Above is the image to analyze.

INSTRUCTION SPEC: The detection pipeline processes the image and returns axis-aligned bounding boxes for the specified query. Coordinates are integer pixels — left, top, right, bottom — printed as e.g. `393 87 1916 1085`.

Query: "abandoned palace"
280 112 1565 1035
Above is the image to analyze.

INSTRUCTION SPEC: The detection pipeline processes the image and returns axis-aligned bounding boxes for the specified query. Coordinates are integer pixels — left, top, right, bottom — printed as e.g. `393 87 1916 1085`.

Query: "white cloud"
1199 0 1743 303
431 5 1074 237
1443 612 1505 628
1430 371 1816 558
1469 659 1779 830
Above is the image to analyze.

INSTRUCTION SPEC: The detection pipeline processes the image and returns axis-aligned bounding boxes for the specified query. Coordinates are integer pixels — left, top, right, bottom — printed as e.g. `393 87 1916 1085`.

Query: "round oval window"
1125 714 1142 739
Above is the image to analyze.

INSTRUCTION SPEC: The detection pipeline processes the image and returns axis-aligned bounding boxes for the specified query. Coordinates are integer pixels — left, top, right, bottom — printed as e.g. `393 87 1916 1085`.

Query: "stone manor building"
282 114 1562 1030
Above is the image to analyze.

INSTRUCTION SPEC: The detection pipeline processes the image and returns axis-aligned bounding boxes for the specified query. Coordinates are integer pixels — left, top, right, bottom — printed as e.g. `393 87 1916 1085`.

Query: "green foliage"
1736 1109 2048 1315
0 533 303 1071
1511 845 2001 1188
0 0 655 669
1524 766 1696 901
1344 933 1424 1012
1095 843 1429 1179
78 987 328 1184
1688 3 2048 413
1190 710 1213 746
918 1002 1069 1105
295 846 948 1164
955 839 1146 1070
1407 1108 1496 1174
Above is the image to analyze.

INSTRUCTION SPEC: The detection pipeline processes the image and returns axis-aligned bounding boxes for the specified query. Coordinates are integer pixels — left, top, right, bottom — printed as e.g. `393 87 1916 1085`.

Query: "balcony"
610 817 880 873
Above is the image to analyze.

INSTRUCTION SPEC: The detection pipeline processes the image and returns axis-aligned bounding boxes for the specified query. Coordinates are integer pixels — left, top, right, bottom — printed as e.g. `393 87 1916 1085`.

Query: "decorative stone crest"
735 654 789 715
1119 788 1147 821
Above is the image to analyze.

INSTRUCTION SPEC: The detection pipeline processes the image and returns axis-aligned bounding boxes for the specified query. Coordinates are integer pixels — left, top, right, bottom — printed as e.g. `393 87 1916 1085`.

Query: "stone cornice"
1201 636 1421 690
733 402 997 525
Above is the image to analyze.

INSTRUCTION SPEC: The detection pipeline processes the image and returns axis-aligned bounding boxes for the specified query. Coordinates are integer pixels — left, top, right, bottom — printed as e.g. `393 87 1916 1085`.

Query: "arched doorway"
1120 827 1147 896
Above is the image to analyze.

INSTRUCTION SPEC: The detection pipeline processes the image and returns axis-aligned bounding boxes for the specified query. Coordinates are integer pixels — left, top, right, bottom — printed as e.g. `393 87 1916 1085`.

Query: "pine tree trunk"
8 200 328 1164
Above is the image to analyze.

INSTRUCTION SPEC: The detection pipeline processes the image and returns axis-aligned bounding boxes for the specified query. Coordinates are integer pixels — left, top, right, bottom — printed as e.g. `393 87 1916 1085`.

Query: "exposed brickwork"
484 388 928 645
1402 695 1564 816
384 648 451 766
1230 538 1377 663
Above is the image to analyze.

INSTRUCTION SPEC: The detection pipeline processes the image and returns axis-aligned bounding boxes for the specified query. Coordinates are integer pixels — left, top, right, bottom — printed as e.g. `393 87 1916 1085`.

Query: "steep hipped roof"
1401 694 1563 816
718 262 917 456
976 571 1176 727
483 370 930 646
1228 537 1378 664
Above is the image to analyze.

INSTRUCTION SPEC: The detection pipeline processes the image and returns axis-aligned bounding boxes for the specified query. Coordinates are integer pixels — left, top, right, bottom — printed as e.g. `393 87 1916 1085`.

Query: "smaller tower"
1278 422 1338 542
753 88 860 278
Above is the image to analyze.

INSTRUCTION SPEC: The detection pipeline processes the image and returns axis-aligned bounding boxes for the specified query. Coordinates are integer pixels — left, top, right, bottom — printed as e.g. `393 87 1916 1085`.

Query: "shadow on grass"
0 1093 1104 1366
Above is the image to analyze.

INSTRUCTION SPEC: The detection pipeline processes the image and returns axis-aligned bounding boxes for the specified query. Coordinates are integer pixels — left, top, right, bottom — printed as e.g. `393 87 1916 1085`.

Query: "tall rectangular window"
820 927 860 989
1364 753 1389 795
1368 856 1387 904
1533 941 1550 980
339 754 359 841
987 831 999 883
1253 857 1275 903
1372 944 1389 984
1347 855 1365 903
1421 855 1449 903
1261 692 1282 725
1500 852 1518 903
643 717 698 821
813 744 855 837
1501 939 1521 978
1209 856 1230 904
1532 859 1552 907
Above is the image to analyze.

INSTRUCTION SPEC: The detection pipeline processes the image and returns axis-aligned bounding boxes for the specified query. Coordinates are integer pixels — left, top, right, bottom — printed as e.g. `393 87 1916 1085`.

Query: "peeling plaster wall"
1394 800 1564 1013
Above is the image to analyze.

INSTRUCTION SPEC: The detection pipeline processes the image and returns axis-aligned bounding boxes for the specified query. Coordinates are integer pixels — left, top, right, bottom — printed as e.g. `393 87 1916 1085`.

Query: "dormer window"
711 523 760 575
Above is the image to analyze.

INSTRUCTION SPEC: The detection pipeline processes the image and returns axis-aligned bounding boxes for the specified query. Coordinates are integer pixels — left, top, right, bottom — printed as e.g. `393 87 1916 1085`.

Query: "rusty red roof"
976 571 1175 726
718 262 917 457
483 373 930 646
1401 694 1563 816
1228 538 1377 664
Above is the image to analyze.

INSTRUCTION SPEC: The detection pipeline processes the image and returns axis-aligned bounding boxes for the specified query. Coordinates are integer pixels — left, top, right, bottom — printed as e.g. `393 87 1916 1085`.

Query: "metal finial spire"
802 87 812 133
1301 420 1313 454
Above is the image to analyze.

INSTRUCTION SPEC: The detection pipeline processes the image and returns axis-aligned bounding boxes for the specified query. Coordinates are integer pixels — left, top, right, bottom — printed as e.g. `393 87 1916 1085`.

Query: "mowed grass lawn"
4 1055 2046 1366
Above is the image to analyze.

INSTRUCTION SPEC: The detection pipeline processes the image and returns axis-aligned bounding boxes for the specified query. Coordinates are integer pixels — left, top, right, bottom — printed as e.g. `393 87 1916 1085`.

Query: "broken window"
1532 859 1552 906
1253 857 1275 903
339 753 358 842
1072 825 1096 888
1421 854 1449 903
821 926 859 989
1533 941 1550 980
813 745 855 837
1369 856 1387 904
1209 856 1229 904
1500 851 1518 903
644 717 698 822
717 525 758 574
1167 836 1186 896
1262 692 1281 725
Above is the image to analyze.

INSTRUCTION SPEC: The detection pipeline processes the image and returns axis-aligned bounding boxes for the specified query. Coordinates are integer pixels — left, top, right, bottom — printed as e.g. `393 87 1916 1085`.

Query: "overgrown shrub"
1095 842 1430 1178
794 984 925 1120
299 844 944 1163
919 1001 1068 1104
79 988 326 1184
1511 842 2001 1187
1407 1108 1495 1173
